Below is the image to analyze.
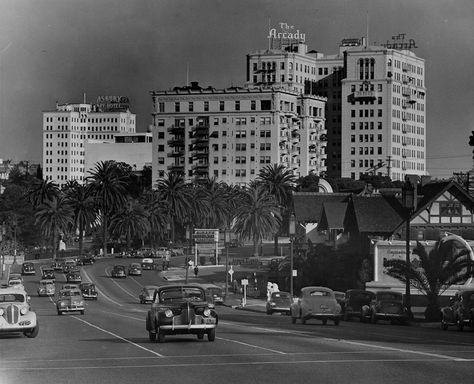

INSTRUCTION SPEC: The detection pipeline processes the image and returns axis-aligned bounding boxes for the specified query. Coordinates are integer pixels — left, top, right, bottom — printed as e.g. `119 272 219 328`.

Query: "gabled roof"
349 195 405 233
415 180 474 214
293 192 350 223
319 202 348 230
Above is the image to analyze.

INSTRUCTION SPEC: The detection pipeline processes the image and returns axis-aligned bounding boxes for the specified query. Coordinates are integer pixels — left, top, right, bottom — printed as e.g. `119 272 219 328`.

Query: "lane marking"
333 338 469 362
71 315 164 358
104 267 138 299
1 358 472 371
216 336 287 354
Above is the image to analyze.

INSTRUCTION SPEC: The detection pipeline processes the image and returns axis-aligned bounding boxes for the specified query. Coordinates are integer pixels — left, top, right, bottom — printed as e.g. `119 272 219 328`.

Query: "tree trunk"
273 234 278 257
102 214 108 257
424 292 441 321
52 228 57 261
78 220 84 257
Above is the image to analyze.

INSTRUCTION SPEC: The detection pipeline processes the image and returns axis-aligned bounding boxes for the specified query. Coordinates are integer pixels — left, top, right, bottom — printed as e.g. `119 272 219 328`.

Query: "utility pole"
386 156 392 179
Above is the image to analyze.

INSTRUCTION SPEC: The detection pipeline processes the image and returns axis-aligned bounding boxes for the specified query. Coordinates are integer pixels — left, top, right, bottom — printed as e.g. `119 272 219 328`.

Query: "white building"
42 97 136 186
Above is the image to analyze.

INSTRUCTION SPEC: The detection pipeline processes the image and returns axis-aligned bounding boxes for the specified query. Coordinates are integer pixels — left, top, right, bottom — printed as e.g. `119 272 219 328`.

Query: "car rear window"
0 294 25 302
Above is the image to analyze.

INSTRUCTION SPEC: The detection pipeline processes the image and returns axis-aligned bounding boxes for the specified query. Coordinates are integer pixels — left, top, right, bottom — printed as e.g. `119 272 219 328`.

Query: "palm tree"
87 161 127 257
27 179 60 208
35 195 73 260
140 190 168 248
155 173 192 243
385 239 472 321
257 164 296 255
109 199 150 249
233 183 281 257
64 181 97 257
195 176 232 229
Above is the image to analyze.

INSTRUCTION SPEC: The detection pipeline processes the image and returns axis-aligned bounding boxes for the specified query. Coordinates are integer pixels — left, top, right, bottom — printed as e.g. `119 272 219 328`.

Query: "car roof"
143 285 160 290
142 258 153 262
301 286 334 293
190 283 222 290
39 279 55 283
0 287 27 295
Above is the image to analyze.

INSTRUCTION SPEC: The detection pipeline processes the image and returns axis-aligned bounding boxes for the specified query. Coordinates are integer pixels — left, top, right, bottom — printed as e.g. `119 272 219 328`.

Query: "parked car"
51 261 63 271
40 266 55 281
62 260 77 273
111 265 126 278
77 255 95 265
139 285 160 304
37 279 55 297
79 282 98 300
266 291 292 315
290 286 342 325
343 289 375 321
141 258 155 270
66 271 82 284
441 289 474 331
0 287 39 338
361 290 409 324
56 288 85 315
146 284 218 343
128 263 142 276
21 262 35 276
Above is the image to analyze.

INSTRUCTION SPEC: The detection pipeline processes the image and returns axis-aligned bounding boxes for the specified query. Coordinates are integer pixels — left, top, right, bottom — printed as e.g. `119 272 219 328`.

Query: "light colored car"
141 258 154 270
266 291 292 315
0 287 39 338
139 285 159 304
290 286 342 325
146 285 218 343
56 288 85 315
37 279 55 297
8 275 24 289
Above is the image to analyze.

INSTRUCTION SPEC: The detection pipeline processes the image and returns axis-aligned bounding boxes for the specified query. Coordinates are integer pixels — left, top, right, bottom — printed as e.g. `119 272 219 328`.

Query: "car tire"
371 313 377 324
80 310 85 315
266 309 272 315
57 310 62 316
334 318 340 326
343 312 349 321
441 320 448 330
197 333 204 340
157 332 165 343
208 328 216 342
24 323 39 338
457 318 464 332
291 314 297 324
322 319 327 325
149 332 157 342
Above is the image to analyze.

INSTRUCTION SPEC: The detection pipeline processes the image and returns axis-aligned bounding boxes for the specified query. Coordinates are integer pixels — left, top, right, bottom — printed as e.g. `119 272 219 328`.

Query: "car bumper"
82 294 97 300
0 317 37 331
57 305 85 312
374 312 408 320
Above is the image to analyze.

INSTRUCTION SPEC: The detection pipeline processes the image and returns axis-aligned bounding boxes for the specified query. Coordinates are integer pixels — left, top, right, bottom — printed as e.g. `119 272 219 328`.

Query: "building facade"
150 84 326 185
42 97 136 187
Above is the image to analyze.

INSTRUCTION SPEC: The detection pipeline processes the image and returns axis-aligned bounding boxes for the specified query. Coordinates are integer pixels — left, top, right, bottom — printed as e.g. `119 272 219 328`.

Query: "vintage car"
0 287 39 338
139 285 160 304
79 282 98 300
146 284 218 343
128 263 142 276
61 284 79 290
197 284 225 306
56 288 85 315
343 289 375 321
37 279 55 297
266 291 292 315
7 274 24 289
361 290 409 324
40 266 55 281
21 262 36 275
290 286 342 325
66 271 82 284
141 258 155 270
51 261 63 271
441 289 474 331
111 265 126 278
77 255 95 265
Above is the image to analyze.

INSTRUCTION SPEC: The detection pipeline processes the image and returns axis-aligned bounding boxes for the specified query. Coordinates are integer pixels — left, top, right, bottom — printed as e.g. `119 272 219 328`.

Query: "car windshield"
308 290 330 297
160 287 205 302
273 292 290 299
0 293 25 303
60 290 81 298
351 292 373 301
378 292 401 301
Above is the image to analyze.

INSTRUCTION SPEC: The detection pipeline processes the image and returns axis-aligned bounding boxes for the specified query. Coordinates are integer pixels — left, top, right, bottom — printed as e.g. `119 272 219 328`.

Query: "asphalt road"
1 257 474 384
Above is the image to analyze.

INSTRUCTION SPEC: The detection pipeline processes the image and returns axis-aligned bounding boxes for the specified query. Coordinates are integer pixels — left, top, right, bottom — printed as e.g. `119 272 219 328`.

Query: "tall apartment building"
340 39 426 181
42 97 136 187
150 83 326 185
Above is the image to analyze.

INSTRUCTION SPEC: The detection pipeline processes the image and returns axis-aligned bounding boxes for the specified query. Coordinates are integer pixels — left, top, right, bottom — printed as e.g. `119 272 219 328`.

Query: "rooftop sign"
95 96 130 112
268 22 306 43
381 33 417 50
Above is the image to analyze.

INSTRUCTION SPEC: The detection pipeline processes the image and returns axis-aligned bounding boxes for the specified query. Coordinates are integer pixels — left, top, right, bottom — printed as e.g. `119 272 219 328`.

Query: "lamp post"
185 226 191 284
402 179 415 319
289 213 296 298
224 228 230 299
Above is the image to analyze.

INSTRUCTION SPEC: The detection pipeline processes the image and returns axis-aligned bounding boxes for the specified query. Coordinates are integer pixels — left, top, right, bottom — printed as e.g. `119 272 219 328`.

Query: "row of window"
45 116 131 124
350 134 383 143
350 109 383 118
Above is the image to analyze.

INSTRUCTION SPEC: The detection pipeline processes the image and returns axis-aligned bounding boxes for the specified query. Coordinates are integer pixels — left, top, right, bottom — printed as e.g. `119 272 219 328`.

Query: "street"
1 258 474 384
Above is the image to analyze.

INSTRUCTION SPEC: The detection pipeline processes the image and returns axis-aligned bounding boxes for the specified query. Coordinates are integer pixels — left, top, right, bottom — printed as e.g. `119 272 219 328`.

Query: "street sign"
228 267 234 276
241 279 248 286
292 269 297 277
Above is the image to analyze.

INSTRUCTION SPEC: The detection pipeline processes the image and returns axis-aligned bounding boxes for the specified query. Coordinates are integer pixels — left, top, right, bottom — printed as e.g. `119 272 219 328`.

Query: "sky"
0 0 473 179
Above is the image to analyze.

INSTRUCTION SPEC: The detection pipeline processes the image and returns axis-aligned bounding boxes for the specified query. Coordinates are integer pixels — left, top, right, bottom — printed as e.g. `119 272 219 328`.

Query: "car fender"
145 311 155 332
361 304 371 317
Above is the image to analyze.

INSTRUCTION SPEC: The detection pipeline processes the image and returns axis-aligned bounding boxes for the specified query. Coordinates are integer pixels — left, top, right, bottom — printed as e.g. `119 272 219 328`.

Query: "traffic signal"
469 131 474 146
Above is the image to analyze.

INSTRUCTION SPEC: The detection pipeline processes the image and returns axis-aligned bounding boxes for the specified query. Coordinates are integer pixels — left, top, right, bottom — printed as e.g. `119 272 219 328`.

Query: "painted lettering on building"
381 33 417 50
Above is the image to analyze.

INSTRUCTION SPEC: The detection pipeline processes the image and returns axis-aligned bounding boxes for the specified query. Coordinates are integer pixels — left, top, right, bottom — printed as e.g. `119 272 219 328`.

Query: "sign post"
241 278 248 307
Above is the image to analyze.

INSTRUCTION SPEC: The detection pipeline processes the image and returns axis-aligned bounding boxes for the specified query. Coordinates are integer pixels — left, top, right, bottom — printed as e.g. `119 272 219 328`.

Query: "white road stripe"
216 336 287 354
104 267 138 299
71 315 164 358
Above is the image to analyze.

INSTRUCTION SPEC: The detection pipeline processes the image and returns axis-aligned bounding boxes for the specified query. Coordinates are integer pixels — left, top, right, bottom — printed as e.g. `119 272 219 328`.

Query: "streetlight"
402 179 415 319
224 228 230 299
185 225 191 283
289 213 296 298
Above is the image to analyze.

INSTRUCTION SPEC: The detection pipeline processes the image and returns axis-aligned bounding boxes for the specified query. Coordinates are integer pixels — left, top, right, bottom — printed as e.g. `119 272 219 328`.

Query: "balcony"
353 90 377 100
167 137 184 147
167 150 184 157
402 87 411 97
406 94 417 104
192 163 209 175
167 125 185 134
167 164 185 172
192 151 208 159
192 125 209 136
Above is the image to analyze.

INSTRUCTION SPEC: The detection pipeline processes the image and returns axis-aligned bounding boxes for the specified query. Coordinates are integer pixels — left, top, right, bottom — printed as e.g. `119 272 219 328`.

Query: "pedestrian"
194 265 199 277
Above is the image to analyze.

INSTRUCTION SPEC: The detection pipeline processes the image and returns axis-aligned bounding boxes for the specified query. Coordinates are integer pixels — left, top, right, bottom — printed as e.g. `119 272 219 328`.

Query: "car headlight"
203 308 211 317
164 309 173 318
0 308 4 316
20 307 28 315
78 301 84 306
60 302 66 307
